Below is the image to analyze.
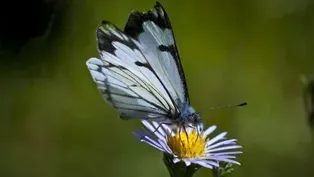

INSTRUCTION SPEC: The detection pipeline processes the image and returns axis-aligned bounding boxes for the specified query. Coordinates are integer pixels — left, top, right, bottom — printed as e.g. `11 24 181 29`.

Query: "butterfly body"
176 103 203 131
86 2 203 130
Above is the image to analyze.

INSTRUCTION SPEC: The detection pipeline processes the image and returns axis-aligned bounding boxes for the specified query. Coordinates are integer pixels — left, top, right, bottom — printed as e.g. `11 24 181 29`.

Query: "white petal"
206 139 237 149
142 120 165 139
173 157 180 163
183 159 192 166
140 138 164 152
142 120 155 132
218 158 241 165
142 135 163 150
191 160 215 169
158 139 173 154
152 121 166 137
210 151 243 156
185 125 194 134
212 155 236 159
150 124 165 141
206 132 227 146
206 145 242 153
203 160 220 168
204 155 237 161
161 124 173 135
203 125 217 138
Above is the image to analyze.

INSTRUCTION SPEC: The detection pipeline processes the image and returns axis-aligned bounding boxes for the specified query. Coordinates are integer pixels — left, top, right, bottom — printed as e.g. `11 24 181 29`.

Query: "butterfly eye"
189 113 199 122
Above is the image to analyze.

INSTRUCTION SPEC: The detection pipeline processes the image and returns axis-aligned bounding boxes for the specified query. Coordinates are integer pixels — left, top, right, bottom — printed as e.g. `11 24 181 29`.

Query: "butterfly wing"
124 2 189 107
86 2 189 121
87 21 178 120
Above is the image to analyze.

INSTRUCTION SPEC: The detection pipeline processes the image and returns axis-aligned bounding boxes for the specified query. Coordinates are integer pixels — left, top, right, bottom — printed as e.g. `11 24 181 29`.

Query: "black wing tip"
131 1 166 17
97 20 119 36
96 20 121 53
99 20 114 28
101 20 110 25
154 1 166 13
127 2 163 17
155 1 162 7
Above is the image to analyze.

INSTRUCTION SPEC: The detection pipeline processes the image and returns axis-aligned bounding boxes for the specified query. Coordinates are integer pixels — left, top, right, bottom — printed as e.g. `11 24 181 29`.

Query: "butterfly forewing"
124 2 189 108
87 2 189 122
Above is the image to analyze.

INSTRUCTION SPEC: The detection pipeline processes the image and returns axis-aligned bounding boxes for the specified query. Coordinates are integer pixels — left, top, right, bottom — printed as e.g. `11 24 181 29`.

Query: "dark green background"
1 0 314 177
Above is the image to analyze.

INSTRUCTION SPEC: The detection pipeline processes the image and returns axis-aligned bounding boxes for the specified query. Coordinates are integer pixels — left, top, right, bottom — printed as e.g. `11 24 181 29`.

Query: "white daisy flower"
133 120 242 169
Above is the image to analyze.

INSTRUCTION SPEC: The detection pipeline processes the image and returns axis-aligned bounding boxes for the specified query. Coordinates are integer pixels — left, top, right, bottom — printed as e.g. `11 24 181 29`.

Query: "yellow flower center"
167 129 206 159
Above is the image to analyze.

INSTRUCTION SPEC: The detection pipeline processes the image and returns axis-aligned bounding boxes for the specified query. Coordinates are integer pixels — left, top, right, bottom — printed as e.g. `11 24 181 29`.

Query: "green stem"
163 153 200 177
212 161 235 177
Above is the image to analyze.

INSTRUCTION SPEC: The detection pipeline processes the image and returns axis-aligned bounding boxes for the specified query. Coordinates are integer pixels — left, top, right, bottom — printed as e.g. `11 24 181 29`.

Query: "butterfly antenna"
208 102 247 111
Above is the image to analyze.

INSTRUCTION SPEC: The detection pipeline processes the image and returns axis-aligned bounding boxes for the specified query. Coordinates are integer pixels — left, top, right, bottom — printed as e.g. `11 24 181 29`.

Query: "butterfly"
86 2 246 131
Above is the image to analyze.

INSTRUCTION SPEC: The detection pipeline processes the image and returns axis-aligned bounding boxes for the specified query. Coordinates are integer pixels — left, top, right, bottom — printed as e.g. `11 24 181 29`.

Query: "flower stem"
212 161 235 177
163 153 200 177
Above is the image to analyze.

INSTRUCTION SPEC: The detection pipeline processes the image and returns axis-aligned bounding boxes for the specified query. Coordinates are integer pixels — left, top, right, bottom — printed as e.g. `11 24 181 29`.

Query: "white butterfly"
87 2 203 130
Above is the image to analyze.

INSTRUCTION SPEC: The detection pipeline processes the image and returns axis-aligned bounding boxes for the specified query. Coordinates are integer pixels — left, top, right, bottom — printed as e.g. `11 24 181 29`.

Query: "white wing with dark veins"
86 2 189 121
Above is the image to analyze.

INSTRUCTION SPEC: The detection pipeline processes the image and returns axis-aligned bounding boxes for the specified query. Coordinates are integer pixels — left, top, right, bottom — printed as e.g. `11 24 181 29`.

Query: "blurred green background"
1 0 314 177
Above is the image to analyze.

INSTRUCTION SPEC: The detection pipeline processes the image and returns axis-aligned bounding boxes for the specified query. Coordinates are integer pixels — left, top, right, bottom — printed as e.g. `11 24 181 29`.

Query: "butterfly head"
189 112 203 132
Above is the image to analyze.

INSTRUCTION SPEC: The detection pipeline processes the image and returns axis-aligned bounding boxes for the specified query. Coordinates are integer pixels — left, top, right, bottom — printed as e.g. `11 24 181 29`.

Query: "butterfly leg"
195 123 200 142
152 123 165 134
178 125 186 148
186 124 200 143
152 121 174 134
182 124 189 143
182 124 192 154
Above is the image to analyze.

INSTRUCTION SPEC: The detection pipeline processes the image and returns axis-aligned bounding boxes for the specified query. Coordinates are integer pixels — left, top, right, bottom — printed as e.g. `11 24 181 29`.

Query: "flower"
133 120 242 169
